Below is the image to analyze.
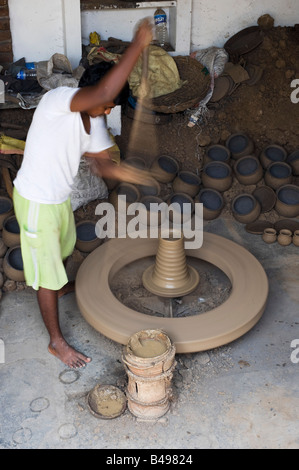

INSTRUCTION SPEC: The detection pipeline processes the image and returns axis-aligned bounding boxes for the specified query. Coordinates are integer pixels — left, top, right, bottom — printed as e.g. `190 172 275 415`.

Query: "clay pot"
167 193 195 223
205 144 231 164
109 182 141 211
125 156 147 169
277 229 292 246
262 227 277 244
3 245 25 282
225 133 254 160
275 184 299 217
259 144 287 169
172 171 201 197
287 149 299 176
264 162 293 190
0 238 7 258
293 230 299 247
0 196 14 230
231 193 261 224
136 177 161 197
196 188 224 220
75 220 103 253
234 155 263 185
150 155 179 183
253 186 277 213
201 161 233 192
139 196 166 227
2 215 20 248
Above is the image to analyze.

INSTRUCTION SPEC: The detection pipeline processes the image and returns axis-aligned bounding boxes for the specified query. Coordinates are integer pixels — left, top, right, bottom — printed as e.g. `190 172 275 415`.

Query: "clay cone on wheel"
142 231 199 298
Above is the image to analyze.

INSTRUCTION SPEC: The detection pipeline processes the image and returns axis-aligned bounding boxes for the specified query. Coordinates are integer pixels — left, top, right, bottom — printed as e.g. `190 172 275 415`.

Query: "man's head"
79 62 129 117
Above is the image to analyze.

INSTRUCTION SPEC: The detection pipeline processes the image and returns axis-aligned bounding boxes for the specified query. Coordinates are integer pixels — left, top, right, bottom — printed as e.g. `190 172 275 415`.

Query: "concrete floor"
0 216 299 450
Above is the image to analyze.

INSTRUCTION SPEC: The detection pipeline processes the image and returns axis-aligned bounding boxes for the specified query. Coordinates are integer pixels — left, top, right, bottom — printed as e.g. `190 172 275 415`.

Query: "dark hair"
78 62 129 106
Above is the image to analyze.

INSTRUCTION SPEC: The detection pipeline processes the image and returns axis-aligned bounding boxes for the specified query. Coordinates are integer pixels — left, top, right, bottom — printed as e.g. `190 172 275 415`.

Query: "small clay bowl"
0 196 14 230
264 162 293 190
196 188 224 220
231 193 261 224
277 229 292 246
293 229 299 247
262 227 277 244
139 196 166 227
225 133 254 160
286 149 299 176
234 155 263 185
150 155 179 183
205 144 231 164
259 144 287 169
253 186 277 213
201 161 233 192
87 384 126 419
172 171 201 197
275 184 299 218
3 245 25 282
2 215 20 248
167 193 195 223
75 220 103 253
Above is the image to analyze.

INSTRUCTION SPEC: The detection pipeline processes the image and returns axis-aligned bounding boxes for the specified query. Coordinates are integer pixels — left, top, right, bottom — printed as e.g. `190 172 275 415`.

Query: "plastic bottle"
16 69 37 80
154 8 168 47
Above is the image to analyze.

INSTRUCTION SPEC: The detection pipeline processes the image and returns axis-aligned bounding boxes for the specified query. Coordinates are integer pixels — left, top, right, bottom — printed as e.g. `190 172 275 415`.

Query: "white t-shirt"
14 86 113 204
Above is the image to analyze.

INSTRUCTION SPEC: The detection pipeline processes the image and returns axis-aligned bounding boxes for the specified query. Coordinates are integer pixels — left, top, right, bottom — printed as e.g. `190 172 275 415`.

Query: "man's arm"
70 19 152 113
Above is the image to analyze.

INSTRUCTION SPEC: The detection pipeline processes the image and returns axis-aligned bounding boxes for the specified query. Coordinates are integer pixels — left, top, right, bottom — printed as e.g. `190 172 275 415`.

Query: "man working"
13 19 153 369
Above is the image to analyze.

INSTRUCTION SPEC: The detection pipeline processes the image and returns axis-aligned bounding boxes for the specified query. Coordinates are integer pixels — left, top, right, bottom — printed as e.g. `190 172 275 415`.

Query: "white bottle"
154 8 168 47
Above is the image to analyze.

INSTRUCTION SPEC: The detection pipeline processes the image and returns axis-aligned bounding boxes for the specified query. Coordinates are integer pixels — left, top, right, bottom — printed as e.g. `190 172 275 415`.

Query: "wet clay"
131 338 167 358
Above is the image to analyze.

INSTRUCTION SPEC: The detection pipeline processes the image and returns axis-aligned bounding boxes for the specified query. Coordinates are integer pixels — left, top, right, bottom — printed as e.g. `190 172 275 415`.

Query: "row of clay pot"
262 228 299 246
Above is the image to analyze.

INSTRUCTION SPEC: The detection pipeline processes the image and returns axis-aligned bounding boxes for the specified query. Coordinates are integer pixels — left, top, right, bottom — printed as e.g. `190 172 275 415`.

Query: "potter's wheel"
75 233 268 353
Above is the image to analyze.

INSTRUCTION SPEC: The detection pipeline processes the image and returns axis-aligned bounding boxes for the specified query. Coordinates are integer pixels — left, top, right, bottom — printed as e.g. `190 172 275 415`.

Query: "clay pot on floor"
275 184 299 218
3 245 25 282
150 155 179 183
136 177 161 198
125 156 147 169
167 193 195 223
196 188 224 220
201 161 232 192
225 133 254 160
2 215 20 248
286 149 299 176
259 144 287 169
0 196 14 230
277 229 292 246
0 238 7 258
75 220 103 253
264 162 293 190
109 182 141 211
231 193 261 224
234 155 263 185
262 228 277 244
205 144 231 164
172 171 201 197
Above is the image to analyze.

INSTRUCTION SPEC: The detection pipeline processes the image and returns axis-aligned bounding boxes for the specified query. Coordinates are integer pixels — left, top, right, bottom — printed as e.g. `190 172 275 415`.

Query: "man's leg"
37 286 91 368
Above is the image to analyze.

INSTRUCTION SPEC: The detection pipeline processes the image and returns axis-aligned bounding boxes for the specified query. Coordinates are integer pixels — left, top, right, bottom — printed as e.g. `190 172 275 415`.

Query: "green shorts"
13 187 76 291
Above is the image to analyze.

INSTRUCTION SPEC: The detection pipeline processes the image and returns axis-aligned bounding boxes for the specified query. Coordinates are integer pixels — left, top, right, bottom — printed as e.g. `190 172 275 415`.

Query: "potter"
95 195 203 249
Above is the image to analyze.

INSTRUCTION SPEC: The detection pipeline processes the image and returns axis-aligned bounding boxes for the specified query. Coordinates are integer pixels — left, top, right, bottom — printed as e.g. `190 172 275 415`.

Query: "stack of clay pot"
122 329 176 420
0 195 25 300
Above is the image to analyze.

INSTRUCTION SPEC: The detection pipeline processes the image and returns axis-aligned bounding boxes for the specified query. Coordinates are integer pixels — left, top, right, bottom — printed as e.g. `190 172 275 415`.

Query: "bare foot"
48 338 91 368
58 281 75 299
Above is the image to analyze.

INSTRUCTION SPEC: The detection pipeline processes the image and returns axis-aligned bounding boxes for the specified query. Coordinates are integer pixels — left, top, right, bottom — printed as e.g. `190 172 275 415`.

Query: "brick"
0 17 9 30
0 6 9 17
0 29 10 41
0 39 12 52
